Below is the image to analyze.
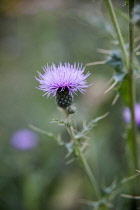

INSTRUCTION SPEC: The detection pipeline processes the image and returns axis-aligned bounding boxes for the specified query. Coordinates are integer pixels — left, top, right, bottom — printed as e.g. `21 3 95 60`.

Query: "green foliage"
81 173 139 208
75 113 109 139
30 113 108 160
105 50 126 82
118 75 130 105
125 1 129 6
132 4 140 24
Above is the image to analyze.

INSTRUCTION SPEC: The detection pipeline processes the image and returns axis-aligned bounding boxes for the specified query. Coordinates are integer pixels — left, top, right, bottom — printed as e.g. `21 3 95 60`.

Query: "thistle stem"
104 0 129 68
66 117 101 199
105 0 138 168
128 0 138 168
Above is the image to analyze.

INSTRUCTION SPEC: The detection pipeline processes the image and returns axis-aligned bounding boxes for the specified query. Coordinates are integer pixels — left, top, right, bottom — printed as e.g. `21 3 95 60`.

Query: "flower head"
123 103 140 128
10 129 38 150
35 62 91 108
36 62 91 96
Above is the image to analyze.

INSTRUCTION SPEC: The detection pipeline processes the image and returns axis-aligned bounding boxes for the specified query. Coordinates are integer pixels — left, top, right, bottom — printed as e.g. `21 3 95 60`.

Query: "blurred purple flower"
35 62 91 98
123 103 140 128
10 129 38 150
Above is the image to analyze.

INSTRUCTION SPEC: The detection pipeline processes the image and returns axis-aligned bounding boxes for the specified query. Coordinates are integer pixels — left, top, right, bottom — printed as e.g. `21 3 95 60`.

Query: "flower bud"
56 87 73 108
67 105 76 114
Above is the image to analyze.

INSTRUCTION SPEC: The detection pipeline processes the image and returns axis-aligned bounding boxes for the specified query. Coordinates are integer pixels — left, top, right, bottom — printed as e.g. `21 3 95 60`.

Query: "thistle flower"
35 62 91 108
10 129 38 150
123 103 140 129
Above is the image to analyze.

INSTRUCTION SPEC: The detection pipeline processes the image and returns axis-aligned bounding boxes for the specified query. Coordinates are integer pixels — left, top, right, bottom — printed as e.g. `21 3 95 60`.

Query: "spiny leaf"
105 50 126 83
29 124 75 153
75 113 109 139
65 142 74 154
118 75 130 106
29 124 56 140
106 50 124 72
104 183 117 194
82 172 139 209
120 173 139 185
104 49 128 94
124 1 129 6
103 172 139 195
121 194 140 199
51 119 69 127
80 198 107 208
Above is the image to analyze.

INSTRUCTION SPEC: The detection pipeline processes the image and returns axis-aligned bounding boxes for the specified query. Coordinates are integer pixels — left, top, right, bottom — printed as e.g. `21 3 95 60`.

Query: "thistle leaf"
118 75 130 106
125 1 129 6
105 50 126 83
29 124 55 140
75 113 109 139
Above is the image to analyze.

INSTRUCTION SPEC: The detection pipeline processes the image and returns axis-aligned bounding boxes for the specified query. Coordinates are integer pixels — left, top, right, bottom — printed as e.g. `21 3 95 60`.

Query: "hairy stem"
105 0 128 68
128 0 138 169
66 117 101 199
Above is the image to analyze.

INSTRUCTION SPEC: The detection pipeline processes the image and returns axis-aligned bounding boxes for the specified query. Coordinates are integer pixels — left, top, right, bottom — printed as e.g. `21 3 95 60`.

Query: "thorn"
112 93 120 105
104 80 117 94
121 194 140 200
136 169 140 173
66 158 75 165
97 48 111 54
86 60 106 66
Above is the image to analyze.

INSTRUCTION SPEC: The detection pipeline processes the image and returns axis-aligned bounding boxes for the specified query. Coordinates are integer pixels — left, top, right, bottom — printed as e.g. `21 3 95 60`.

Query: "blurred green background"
0 0 140 209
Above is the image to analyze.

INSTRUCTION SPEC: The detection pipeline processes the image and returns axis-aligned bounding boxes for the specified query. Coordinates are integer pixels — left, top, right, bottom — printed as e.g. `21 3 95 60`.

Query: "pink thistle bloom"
123 103 140 128
10 129 38 150
35 62 91 108
36 62 91 97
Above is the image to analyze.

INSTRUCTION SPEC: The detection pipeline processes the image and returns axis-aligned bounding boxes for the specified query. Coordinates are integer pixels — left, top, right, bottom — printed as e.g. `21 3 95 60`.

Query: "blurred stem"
128 0 138 168
105 0 138 168
66 116 101 200
105 0 128 68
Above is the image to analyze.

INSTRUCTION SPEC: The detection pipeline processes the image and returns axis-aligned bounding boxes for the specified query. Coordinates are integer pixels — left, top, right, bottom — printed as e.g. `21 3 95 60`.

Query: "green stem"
66 118 101 199
105 0 128 68
128 0 138 169
105 0 138 169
